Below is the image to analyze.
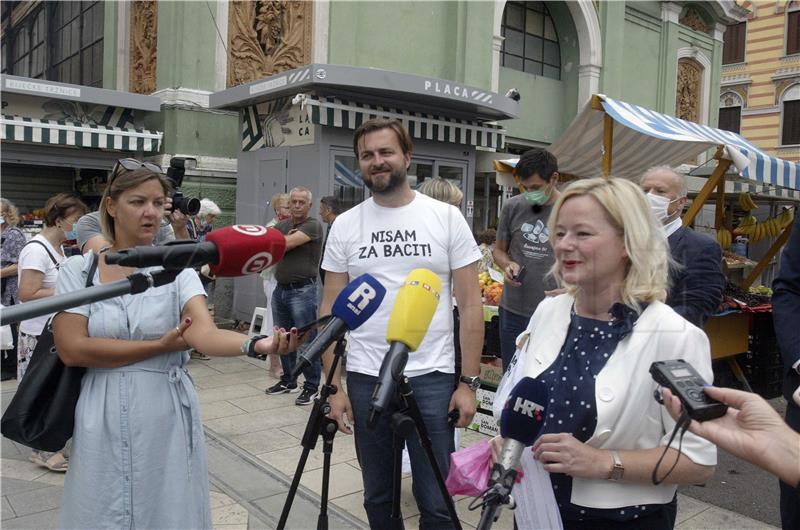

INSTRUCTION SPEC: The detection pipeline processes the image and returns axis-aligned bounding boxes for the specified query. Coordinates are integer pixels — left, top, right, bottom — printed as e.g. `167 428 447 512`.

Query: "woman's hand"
532 433 610 479
489 435 504 464
252 326 306 357
158 317 192 353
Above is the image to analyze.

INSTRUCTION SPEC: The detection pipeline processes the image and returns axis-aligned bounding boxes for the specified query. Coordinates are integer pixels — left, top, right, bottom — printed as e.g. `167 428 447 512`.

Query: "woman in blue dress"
53 160 298 529
493 177 717 529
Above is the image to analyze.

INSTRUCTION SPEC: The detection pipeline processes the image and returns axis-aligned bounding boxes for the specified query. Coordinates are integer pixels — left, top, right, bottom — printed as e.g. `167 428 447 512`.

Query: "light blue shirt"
55 252 209 529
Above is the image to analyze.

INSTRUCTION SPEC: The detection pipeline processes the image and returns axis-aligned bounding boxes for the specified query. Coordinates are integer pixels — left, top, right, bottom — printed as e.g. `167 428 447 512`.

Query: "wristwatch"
608 450 624 481
459 375 481 391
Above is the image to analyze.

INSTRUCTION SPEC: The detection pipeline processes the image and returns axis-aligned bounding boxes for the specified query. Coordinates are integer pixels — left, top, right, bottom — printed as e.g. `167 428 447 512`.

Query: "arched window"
719 91 743 134
781 84 800 145
500 1 561 80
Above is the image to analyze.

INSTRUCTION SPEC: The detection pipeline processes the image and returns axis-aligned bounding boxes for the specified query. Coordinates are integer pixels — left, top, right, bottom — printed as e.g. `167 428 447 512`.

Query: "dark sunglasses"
109 158 163 185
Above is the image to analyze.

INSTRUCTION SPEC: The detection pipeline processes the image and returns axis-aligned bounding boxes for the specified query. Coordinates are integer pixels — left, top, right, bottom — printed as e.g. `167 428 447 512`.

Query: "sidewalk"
1 354 779 529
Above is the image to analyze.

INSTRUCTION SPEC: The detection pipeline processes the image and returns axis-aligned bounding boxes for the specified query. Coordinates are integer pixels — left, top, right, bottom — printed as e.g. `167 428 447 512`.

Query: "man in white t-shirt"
321 118 483 529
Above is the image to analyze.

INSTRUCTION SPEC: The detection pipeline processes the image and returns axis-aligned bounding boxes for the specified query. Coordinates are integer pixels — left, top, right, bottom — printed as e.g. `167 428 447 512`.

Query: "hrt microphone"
104 225 286 277
477 377 548 530
367 269 441 429
290 274 386 378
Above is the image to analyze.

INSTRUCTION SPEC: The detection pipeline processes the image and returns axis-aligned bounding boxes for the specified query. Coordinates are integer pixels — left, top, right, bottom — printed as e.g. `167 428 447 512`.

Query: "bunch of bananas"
733 209 795 243
738 192 757 211
715 226 733 249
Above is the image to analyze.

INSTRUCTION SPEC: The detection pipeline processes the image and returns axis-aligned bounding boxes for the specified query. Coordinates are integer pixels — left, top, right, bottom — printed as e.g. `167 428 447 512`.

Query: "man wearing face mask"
493 148 560 372
640 166 725 328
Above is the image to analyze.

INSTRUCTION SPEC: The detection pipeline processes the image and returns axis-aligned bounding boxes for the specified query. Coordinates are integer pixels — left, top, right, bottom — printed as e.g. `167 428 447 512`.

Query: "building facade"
719 0 800 162
2 0 747 319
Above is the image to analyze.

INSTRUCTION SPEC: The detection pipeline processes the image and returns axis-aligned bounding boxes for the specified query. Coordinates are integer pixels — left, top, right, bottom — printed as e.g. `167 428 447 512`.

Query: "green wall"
144 108 238 158
102 1 119 90
498 1 579 144
328 1 494 88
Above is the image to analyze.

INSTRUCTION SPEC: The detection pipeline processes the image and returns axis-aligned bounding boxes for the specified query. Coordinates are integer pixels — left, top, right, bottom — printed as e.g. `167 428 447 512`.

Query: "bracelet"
248 335 268 356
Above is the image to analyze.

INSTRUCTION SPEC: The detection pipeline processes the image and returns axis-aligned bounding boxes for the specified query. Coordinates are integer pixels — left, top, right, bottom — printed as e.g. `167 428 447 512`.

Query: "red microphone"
206 225 286 276
104 225 286 277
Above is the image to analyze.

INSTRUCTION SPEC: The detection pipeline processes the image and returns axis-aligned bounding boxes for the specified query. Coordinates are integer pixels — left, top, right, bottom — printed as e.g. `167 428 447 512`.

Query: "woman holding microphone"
53 159 298 528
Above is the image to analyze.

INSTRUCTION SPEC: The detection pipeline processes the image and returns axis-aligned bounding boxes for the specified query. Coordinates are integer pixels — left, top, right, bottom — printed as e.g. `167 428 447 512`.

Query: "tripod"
277 337 347 530
387 377 463 530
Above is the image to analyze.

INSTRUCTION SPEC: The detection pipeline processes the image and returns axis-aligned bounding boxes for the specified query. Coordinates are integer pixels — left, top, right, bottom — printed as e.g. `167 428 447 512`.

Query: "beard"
364 165 407 195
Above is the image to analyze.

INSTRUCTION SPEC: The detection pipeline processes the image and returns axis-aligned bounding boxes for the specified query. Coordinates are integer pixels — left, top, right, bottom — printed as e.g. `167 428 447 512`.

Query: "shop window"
781 85 800 145
3 1 104 87
722 22 745 64
500 1 561 81
333 155 366 212
788 8 800 56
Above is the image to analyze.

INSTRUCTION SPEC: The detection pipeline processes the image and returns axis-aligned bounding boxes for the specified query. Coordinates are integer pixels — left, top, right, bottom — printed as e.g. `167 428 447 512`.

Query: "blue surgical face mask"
64 223 78 241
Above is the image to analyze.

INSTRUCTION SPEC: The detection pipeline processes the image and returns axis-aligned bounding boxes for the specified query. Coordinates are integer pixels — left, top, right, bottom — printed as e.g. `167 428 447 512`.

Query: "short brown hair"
43 193 89 227
99 167 171 243
352 118 413 158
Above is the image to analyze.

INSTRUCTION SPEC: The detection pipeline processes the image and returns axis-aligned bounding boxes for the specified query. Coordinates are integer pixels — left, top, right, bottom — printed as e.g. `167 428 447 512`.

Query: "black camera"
166 157 200 216
650 360 727 421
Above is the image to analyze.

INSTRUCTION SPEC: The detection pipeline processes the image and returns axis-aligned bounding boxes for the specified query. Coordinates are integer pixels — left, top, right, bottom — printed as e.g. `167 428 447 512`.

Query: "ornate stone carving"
679 7 710 34
129 0 158 94
677 58 703 123
227 1 312 87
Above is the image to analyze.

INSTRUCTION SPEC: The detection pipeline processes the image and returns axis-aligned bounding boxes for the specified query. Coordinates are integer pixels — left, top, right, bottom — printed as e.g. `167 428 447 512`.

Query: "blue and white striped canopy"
545 94 799 192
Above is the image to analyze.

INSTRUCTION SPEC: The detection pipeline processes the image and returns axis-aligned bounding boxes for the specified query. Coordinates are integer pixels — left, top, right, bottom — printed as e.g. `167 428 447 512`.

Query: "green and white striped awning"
240 94 505 151
1 115 162 152
307 96 505 149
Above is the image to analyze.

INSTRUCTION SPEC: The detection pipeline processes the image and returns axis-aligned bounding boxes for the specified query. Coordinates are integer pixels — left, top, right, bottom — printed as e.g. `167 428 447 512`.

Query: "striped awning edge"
307 95 504 150
1 115 162 153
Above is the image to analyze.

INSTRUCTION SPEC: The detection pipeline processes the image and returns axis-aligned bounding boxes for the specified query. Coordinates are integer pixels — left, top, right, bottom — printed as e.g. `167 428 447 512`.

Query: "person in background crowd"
260 192 291 378
493 148 560 372
17 193 89 472
661 386 800 493
76 158 191 255
476 228 498 275
318 195 342 285
266 187 324 406
771 209 800 528
187 198 222 361
418 176 464 207
188 198 221 241
0 198 26 381
52 160 298 529
322 118 483 529
493 177 715 530
640 166 725 328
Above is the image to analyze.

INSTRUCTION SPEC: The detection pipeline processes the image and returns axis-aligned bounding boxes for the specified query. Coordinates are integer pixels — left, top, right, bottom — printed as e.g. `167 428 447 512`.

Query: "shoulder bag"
1 252 99 451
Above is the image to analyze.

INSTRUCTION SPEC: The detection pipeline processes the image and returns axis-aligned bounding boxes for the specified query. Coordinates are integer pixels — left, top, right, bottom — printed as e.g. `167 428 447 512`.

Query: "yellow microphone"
368 269 441 429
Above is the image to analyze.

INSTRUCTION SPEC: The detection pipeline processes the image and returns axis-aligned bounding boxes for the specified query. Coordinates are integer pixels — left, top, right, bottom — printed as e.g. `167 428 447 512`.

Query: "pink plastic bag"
445 439 492 497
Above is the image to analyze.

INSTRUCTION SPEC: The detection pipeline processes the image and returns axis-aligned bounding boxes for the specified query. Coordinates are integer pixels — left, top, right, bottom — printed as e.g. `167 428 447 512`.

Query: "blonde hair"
0 198 20 227
418 177 463 206
99 167 171 244
270 193 289 214
547 177 669 312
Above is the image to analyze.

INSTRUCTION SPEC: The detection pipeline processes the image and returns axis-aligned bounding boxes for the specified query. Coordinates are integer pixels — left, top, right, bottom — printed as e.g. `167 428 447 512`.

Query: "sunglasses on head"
109 158 163 185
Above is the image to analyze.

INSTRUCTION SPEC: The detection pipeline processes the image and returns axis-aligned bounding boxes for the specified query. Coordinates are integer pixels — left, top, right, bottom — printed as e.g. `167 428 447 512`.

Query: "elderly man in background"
640 166 725 328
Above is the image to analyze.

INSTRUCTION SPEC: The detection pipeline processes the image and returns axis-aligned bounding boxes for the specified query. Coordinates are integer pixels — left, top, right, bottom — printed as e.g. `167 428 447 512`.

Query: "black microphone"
290 274 386 379
477 377 548 530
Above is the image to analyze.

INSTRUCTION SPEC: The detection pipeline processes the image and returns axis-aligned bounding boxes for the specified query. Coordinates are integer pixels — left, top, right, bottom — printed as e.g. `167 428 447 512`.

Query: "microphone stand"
277 336 347 530
475 464 517 530
388 376 463 530
0 269 180 326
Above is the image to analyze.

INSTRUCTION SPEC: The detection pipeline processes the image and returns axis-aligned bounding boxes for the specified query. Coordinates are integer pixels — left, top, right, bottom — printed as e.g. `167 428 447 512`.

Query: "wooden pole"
602 113 614 178
683 146 730 227
742 221 794 289
714 176 726 230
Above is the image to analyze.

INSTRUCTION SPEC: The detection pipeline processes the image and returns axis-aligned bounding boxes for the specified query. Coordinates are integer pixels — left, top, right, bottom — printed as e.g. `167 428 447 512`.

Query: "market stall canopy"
494 94 799 195
0 75 162 153
211 64 517 152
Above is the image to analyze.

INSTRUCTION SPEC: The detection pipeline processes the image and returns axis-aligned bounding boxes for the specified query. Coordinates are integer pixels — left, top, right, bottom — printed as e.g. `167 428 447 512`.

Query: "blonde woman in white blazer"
492 177 716 530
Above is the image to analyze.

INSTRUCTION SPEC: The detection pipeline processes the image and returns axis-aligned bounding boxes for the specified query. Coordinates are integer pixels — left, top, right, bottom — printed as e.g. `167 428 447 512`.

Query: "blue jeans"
271 281 320 391
347 370 456 530
499 306 530 373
